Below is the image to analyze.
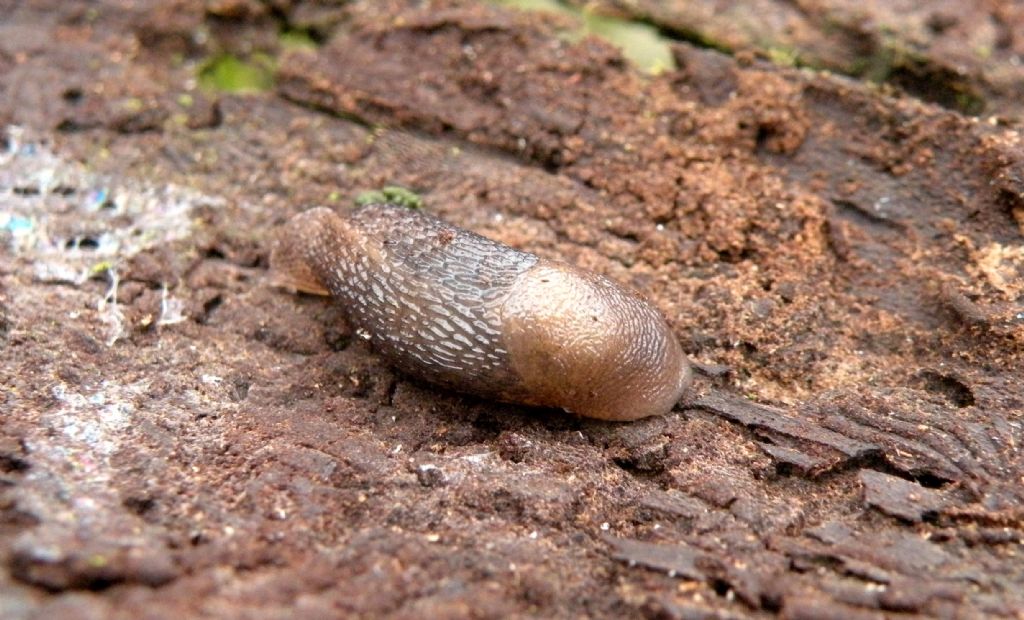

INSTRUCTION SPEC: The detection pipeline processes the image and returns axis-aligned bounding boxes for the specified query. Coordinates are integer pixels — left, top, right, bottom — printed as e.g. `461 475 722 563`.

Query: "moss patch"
494 0 675 74
198 54 274 93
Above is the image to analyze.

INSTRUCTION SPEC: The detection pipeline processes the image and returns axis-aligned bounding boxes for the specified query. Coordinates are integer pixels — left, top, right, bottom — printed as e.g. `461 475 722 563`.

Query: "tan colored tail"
268 208 332 296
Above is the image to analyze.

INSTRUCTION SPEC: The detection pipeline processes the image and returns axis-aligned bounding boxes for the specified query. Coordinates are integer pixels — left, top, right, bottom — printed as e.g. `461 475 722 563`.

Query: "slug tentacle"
270 203 692 421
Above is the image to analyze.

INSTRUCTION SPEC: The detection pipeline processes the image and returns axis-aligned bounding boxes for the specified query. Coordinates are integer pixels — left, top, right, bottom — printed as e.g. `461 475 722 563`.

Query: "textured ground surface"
1 1 1023 618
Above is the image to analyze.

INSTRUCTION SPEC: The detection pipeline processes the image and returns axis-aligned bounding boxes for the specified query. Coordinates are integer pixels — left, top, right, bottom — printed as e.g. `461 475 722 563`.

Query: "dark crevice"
123 495 156 516
61 87 83 103
196 294 224 325
788 553 847 576
277 83 376 131
909 470 952 490
56 118 99 133
773 461 801 478
610 441 670 476
754 124 773 152
617 11 733 56
886 61 985 116
831 198 905 231
0 454 29 473
916 370 975 408
0 505 40 529
772 442 885 481
265 3 333 46
203 246 226 260
925 13 957 36
0 305 9 343
715 246 756 264
324 324 352 351
760 591 784 613
858 454 955 489
385 377 399 407
471 410 509 437
811 447 954 490
83 577 121 592
608 230 640 244
65 236 100 250
710 578 731 597
997 188 1024 239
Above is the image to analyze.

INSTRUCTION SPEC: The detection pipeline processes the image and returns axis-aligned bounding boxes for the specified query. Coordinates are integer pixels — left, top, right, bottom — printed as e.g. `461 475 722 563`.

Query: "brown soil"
1 1 1022 618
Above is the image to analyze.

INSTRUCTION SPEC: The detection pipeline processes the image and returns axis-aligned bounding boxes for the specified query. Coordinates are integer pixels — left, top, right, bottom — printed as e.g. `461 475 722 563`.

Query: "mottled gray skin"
271 203 692 421
281 203 539 401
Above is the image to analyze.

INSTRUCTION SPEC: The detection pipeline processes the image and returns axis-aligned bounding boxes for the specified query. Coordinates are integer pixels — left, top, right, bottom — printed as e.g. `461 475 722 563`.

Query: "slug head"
500 261 691 421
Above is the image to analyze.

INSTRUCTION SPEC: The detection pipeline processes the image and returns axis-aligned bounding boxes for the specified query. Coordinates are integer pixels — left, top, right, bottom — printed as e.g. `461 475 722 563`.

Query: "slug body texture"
271 204 692 421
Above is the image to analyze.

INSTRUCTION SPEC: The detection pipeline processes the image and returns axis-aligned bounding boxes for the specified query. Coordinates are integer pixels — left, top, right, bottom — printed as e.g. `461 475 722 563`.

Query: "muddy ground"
1 1 1023 618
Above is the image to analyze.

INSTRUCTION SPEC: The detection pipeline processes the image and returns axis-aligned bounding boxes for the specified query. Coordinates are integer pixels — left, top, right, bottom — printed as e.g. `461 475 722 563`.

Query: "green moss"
280 28 318 51
355 186 423 209
198 54 274 93
87 555 108 568
582 12 676 75
766 46 800 67
122 97 144 112
90 260 114 276
493 0 676 74
499 0 570 13
954 90 986 116
355 190 386 207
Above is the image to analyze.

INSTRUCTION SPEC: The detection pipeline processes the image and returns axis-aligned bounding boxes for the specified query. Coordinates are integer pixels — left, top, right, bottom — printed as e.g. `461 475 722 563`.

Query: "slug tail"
269 209 333 296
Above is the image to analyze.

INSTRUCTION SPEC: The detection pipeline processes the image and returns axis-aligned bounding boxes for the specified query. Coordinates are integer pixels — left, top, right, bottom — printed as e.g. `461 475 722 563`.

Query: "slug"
270 203 692 421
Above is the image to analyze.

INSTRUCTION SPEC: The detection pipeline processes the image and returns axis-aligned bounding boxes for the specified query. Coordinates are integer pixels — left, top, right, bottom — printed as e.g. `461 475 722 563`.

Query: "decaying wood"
1 0 1022 617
